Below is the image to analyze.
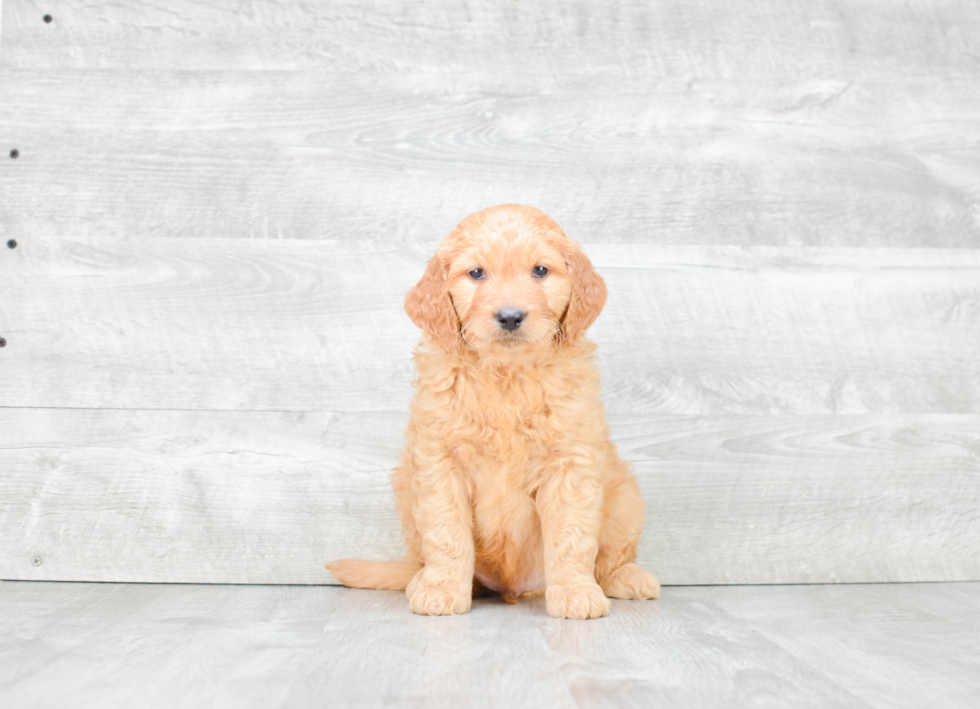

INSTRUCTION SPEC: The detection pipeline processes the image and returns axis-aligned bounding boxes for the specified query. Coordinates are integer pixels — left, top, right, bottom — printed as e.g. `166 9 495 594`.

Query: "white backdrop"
1 0 978 585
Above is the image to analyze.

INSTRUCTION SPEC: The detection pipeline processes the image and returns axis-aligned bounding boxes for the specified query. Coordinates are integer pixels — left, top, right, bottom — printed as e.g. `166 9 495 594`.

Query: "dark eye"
532 265 549 278
469 268 485 280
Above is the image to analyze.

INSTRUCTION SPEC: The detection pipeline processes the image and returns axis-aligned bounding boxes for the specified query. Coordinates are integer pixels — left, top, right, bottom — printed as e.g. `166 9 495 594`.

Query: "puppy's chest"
448 374 561 474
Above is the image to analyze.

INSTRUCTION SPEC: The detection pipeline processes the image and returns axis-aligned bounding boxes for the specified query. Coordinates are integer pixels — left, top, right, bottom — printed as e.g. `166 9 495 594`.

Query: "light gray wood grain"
1 581 978 708
710 584 980 709
1 0 979 594
2 236 978 413
1 70 978 246
1 408 977 585
4 0 980 78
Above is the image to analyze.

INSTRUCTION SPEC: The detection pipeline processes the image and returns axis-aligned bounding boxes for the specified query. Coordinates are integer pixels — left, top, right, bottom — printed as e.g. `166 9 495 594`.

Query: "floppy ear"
560 239 607 342
405 254 460 352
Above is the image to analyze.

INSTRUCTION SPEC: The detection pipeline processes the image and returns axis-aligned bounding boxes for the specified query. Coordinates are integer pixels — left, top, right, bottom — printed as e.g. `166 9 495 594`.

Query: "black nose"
496 308 525 331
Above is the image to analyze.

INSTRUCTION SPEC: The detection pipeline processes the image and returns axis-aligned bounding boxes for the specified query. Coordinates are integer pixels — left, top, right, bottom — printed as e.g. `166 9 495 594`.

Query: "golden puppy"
328 204 659 619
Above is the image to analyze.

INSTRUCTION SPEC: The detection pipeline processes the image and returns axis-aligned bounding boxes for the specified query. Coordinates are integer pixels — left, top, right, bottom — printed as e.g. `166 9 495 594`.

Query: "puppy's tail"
326 559 421 591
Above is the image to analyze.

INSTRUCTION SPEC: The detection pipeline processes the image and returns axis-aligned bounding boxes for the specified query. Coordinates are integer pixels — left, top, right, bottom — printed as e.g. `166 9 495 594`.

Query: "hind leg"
390 460 423 569
595 456 660 600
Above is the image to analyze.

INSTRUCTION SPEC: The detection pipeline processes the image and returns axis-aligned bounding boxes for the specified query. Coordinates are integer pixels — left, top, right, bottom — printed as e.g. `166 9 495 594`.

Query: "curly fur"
328 204 659 619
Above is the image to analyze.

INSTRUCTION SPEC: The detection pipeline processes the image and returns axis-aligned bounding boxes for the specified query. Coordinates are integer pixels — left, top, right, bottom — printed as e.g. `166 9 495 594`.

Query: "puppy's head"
405 205 606 354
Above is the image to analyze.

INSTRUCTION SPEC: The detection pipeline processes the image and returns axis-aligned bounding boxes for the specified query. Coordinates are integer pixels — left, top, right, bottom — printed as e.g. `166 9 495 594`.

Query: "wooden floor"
1 581 978 708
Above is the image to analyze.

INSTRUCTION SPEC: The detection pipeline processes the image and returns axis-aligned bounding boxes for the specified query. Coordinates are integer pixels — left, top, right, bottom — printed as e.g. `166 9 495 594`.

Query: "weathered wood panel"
2 0 979 592
4 0 980 78
2 582 978 708
1 70 978 246
1 409 977 585
1 237 978 413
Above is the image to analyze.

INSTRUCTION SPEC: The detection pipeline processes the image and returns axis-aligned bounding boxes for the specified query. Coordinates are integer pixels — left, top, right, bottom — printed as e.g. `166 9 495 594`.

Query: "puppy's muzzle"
495 308 526 332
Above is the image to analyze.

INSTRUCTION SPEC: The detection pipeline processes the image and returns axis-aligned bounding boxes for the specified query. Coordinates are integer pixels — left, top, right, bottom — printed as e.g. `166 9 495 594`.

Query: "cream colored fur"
328 204 659 619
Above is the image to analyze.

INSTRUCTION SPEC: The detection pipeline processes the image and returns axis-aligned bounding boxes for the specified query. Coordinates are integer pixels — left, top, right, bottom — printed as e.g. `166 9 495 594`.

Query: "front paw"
545 582 610 619
406 568 472 616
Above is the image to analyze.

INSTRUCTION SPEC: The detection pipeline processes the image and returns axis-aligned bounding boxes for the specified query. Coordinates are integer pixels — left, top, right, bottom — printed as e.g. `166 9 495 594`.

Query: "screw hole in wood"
0 337 6 348
43 14 52 23
9 149 18 159
7 240 16 249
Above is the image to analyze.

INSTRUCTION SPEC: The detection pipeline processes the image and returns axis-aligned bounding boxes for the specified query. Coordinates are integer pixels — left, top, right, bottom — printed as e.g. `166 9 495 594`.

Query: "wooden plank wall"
1 0 978 585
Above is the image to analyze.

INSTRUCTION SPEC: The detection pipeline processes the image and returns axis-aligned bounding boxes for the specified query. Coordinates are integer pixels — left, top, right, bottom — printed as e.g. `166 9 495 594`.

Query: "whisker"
460 322 475 348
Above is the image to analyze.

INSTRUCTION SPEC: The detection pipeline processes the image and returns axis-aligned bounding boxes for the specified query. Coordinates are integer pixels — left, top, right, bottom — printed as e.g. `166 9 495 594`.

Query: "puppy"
328 204 659 619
